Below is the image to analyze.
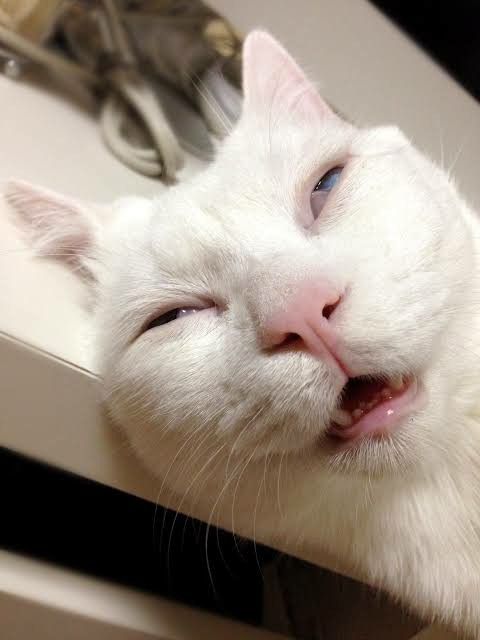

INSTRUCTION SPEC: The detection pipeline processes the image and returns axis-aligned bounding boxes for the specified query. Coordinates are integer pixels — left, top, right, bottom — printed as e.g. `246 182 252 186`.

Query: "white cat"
6 31 480 638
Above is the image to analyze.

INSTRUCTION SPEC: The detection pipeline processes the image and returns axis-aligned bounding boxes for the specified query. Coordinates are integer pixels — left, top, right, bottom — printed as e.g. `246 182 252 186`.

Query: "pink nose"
261 281 345 374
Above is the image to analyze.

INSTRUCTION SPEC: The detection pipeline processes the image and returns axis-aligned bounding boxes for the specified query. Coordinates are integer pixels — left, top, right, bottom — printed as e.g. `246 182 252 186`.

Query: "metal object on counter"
0 0 244 180
0 46 25 79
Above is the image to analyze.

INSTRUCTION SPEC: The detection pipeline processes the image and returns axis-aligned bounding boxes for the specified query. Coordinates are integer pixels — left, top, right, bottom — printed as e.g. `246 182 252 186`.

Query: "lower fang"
352 408 364 419
331 408 353 427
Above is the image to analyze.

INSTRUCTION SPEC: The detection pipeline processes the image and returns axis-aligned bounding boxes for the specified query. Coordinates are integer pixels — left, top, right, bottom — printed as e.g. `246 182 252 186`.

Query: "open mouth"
327 374 423 443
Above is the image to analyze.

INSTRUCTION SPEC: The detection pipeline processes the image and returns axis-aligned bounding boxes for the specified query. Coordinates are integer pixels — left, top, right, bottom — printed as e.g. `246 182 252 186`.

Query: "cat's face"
7 31 476 478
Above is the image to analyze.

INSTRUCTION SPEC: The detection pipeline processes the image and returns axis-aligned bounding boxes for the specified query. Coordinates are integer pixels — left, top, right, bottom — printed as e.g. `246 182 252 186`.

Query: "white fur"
6 30 480 638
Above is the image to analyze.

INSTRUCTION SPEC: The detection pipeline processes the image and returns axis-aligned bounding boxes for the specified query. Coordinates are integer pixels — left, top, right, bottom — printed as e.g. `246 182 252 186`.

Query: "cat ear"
4 180 101 281
242 30 334 122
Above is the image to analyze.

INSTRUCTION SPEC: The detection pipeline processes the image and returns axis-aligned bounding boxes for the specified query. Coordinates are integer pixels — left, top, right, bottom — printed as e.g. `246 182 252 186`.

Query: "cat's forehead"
223 112 354 181
111 120 416 288
147 183 294 260
206 119 410 214
196 124 408 216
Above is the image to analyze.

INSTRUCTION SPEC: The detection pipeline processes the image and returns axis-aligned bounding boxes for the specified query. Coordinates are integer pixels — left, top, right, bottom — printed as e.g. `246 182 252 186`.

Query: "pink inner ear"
5 180 94 267
242 30 333 122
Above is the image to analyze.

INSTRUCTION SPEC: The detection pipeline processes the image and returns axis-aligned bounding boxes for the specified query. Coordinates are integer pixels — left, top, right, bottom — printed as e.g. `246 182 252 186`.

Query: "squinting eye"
144 307 201 332
310 166 343 220
314 166 343 192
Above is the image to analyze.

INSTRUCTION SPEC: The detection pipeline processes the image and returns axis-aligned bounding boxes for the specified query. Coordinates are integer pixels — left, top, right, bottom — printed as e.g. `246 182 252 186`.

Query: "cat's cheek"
102 324 225 434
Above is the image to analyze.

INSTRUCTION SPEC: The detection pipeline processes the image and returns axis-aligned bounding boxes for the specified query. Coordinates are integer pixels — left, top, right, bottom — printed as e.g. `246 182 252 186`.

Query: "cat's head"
6 31 478 478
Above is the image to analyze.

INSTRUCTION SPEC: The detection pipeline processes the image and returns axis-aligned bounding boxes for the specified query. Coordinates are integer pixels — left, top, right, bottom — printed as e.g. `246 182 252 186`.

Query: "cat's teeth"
381 388 392 399
352 408 364 420
390 374 404 391
331 409 353 427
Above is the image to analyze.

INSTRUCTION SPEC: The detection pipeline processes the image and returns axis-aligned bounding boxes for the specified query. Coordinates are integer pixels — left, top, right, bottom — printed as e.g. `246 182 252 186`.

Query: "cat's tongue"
329 375 419 442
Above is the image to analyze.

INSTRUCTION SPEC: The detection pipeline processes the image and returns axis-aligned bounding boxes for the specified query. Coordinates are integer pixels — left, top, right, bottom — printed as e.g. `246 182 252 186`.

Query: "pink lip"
328 377 426 443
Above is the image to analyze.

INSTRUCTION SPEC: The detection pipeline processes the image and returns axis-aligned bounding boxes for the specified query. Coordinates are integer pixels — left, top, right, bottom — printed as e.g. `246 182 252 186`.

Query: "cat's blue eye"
310 166 343 221
314 166 343 192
